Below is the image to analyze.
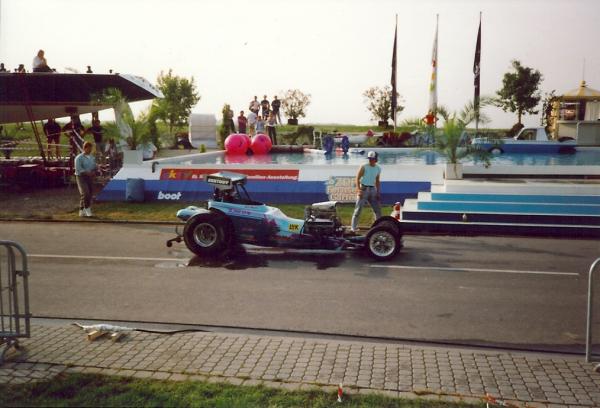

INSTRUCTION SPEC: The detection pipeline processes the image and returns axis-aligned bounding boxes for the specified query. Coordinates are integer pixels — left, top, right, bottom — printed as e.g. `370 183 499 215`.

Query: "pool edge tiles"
97 162 433 204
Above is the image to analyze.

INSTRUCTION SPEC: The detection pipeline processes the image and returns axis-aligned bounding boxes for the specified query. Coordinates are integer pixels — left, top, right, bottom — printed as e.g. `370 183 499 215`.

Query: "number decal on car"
288 224 300 231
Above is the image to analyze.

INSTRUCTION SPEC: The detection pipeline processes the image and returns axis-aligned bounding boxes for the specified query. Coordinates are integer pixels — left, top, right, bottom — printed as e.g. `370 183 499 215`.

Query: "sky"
1 0 599 128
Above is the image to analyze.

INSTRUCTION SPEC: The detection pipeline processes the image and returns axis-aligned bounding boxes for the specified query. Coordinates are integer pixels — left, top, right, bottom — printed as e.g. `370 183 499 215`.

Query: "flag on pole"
428 14 439 115
391 15 398 128
473 13 482 124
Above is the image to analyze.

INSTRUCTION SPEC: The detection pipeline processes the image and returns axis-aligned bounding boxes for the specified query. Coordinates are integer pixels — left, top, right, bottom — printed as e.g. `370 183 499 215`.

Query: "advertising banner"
326 177 356 202
160 168 299 182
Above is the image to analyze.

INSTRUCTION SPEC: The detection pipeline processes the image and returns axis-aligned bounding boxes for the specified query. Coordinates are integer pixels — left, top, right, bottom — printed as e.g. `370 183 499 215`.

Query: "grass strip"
0 373 481 407
0 201 393 228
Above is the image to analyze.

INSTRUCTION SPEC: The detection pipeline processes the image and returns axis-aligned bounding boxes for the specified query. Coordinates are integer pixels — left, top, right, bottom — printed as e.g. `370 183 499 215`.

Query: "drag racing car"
167 172 402 261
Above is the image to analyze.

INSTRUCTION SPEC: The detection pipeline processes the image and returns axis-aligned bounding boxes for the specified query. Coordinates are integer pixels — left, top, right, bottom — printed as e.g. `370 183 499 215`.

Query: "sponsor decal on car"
227 208 252 216
205 175 231 186
288 224 300 231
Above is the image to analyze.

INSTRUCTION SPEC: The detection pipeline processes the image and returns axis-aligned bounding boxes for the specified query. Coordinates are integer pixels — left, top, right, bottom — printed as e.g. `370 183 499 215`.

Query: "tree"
218 103 234 149
362 86 403 125
281 89 311 124
541 90 557 128
152 69 200 142
495 60 543 124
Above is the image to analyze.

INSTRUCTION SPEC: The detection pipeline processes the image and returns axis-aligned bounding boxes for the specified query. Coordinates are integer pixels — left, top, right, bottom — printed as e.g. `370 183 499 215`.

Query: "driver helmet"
367 151 378 161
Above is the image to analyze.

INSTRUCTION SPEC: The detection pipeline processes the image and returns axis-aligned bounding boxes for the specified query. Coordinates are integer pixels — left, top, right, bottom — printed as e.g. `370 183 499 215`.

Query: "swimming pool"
97 148 600 203
175 148 600 167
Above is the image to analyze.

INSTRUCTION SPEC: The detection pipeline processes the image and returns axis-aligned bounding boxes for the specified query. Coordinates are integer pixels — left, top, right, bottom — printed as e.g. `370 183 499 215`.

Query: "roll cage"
207 172 263 206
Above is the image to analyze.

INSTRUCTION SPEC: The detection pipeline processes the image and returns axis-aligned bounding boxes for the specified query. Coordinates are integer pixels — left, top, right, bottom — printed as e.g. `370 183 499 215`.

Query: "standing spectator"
17 64 26 73
256 115 265 135
350 151 381 233
271 95 282 124
32 49 52 72
260 95 270 118
247 110 258 136
136 140 158 160
422 110 437 145
74 141 96 217
266 112 278 145
105 138 120 174
227 107 236 135
63 116 85 158
237 111 248 134
43 118 62 159
249 96 260 115
85 119 104 162
0 63 7 72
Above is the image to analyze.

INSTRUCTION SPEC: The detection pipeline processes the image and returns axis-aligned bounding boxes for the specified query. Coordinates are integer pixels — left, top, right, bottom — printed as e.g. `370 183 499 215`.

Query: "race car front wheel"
183 213 231 256
365 225 401 261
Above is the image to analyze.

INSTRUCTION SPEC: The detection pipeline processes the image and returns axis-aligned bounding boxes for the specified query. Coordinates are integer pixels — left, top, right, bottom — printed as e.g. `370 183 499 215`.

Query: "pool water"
183 149 600 167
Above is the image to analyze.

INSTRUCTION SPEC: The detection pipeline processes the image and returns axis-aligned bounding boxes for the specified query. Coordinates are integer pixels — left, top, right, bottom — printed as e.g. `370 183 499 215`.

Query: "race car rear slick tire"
372 218 402 236
377 220 404 249
183 214 230 257
365 225 401 261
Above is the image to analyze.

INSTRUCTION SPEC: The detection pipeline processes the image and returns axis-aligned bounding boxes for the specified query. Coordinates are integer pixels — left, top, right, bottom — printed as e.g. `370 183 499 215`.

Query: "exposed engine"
303 201 343 237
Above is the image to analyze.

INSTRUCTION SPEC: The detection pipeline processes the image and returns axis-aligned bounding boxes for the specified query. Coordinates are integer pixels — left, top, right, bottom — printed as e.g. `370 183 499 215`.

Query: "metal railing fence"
0 240 30 364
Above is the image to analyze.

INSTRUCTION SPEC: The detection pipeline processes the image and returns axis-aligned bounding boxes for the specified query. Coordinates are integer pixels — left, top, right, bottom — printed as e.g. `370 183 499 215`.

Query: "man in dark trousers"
74 141 96 217
63 117 84 158
260 95 270 119
43 118 62 159
271 95 282 124
85 119 104 162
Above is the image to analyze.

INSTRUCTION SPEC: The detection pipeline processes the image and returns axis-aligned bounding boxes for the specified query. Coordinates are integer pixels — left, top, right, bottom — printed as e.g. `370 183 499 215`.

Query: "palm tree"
95 88 152 150
456 96 493 128
435 116 490 178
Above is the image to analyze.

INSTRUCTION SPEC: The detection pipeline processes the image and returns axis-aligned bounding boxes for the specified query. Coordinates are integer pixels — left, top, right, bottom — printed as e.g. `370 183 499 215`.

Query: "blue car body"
170 171 402 260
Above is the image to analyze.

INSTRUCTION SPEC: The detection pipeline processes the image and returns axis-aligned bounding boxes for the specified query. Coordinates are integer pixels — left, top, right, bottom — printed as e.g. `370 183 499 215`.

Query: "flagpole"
474 12 482 138
428 14 438 130
391 14 398 131
435 13 438 129
473 11 481 137
394 14 397 130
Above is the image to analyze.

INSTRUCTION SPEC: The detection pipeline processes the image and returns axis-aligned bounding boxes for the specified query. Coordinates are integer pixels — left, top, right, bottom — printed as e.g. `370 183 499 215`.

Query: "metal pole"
586 257 600 362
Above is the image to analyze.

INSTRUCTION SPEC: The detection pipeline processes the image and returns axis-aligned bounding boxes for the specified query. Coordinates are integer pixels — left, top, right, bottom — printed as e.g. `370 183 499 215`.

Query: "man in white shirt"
249 96 260 115
247 111 258 137
137 141 157 160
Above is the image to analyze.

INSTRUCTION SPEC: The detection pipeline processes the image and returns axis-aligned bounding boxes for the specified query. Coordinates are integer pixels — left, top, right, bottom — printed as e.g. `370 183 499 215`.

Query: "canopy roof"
562 80 600 101
0 73 162 124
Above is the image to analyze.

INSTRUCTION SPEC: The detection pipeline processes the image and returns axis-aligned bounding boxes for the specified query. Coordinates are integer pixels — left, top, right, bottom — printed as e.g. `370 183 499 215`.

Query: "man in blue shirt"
75 141 97 217
350 151 381 232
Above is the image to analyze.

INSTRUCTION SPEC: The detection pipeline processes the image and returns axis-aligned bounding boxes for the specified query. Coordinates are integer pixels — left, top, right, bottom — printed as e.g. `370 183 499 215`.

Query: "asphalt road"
1 221 599 352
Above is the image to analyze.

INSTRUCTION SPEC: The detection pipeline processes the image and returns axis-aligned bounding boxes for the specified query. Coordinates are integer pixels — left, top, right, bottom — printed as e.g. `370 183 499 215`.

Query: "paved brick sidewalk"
2 324 600 407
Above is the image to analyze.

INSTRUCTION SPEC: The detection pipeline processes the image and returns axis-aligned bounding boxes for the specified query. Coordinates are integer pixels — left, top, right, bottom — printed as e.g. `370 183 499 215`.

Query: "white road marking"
29 254 183 262
369 264 578 277
28 254 580 277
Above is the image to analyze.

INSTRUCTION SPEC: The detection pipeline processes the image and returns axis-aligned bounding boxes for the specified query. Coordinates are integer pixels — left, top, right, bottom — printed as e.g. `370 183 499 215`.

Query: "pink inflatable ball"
250 133 272 155
224 133 250 154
